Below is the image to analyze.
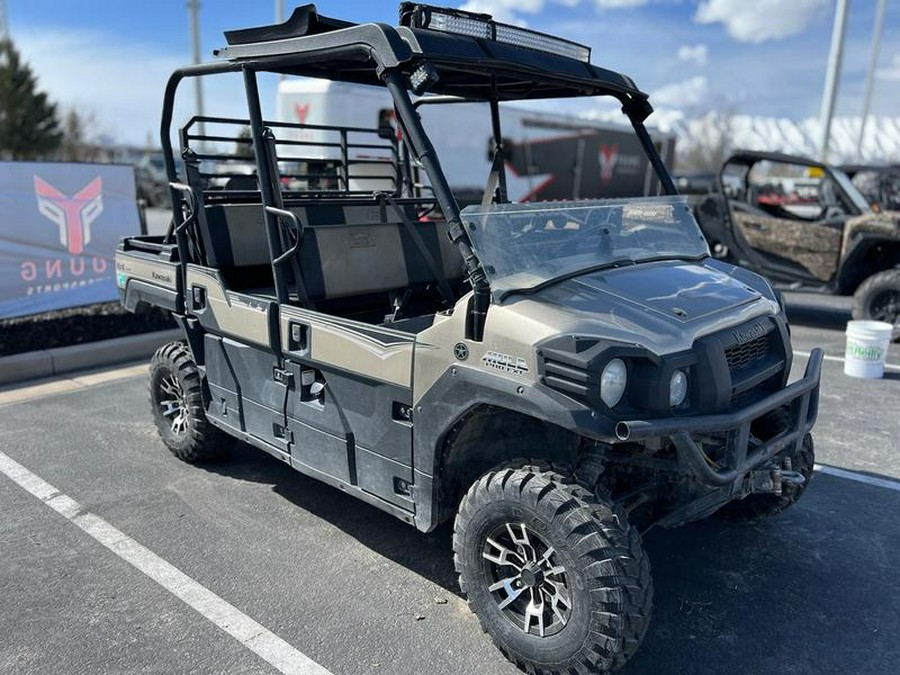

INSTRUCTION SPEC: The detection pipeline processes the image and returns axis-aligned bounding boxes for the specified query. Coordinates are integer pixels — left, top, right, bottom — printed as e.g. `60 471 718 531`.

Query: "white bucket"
844 320 893 379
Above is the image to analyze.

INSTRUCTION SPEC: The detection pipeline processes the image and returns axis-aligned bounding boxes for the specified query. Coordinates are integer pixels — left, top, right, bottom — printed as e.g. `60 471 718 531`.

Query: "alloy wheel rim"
158 374 189 437
482 522 572 638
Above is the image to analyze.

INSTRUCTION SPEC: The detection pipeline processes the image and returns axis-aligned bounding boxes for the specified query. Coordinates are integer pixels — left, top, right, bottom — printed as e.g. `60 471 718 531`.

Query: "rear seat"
201 202 464 304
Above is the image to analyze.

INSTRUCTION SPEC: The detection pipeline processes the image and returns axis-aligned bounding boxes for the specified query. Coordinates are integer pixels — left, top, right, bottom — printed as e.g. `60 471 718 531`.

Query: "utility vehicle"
116 5 822 673
841 163 900 212
693 150 900 330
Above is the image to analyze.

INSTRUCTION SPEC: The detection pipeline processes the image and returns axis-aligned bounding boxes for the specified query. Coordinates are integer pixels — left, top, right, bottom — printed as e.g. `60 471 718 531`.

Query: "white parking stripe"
814 464 900 493
0 450 334 675
793 349 900 371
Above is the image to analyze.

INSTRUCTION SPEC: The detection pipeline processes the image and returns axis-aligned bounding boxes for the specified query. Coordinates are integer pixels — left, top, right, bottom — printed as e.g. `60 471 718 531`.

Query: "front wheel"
149 342 233 462
454 464 652 674
853 269 900 338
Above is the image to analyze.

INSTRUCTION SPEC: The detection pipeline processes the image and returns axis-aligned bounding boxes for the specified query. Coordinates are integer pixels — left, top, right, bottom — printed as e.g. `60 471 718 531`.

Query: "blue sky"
5 0 900 146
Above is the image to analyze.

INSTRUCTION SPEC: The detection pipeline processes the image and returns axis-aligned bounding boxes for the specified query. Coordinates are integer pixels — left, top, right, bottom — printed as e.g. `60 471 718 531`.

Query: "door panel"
203 334 289 456
284 363 412 465
730 210 842 282
185 265 275 349
280 307 415 389
290 420 354 484
280 305 415 509
355 447 414 510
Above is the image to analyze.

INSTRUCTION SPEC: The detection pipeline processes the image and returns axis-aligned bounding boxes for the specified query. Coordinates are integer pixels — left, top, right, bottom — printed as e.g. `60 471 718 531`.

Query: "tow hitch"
749 460 807 496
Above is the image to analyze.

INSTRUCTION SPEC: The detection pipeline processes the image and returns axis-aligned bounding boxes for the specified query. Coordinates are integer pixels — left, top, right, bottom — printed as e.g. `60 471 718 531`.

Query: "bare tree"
58 107 109 162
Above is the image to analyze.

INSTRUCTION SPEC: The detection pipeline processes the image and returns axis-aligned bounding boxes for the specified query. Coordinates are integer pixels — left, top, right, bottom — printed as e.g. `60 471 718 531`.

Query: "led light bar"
400 4 591 64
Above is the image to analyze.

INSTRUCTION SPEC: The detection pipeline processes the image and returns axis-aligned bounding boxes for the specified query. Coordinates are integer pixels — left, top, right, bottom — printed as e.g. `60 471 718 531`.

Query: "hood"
521 259 777 354
846 211 900 230
843 211 900 251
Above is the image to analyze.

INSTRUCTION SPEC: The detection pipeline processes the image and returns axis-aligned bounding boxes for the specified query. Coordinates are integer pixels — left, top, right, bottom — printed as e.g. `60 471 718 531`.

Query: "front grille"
721 323 783 409
730 382 773 408
725 333 771 372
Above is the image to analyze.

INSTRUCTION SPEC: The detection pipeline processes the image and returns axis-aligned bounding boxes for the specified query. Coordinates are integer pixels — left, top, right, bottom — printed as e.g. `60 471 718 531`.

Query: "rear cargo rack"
179 115 403 200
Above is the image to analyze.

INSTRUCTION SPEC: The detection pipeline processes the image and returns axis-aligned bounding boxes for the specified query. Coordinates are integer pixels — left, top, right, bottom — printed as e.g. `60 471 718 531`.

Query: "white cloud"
876 54 900 82
677 44 708 66
594 0 649 8
459 0 647 23
459 0 546 24
695 0 828 43
650 75 709 109
13 27 264 147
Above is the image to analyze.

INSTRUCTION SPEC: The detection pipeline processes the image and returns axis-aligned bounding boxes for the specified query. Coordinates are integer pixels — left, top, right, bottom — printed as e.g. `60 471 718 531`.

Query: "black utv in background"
841 164 900 213
693 150 900 330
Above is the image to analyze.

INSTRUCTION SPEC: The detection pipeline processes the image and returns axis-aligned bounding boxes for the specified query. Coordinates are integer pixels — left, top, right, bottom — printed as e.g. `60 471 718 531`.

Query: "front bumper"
616 348 823 492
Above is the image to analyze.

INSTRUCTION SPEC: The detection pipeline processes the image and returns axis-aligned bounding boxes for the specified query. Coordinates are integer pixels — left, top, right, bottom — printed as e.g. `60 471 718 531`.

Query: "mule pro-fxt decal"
481 350 530 375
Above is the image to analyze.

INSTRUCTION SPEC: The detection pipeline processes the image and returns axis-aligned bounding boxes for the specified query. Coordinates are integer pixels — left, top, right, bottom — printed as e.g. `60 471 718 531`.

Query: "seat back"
200 202 464 301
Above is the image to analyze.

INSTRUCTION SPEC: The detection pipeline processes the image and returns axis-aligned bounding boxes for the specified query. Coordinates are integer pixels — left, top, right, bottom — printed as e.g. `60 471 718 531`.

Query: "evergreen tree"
235 126 255 160
0 38 63 160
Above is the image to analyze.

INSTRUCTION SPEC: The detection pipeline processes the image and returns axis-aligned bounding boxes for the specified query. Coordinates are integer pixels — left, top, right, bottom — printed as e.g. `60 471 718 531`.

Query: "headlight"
669 370 688 407
600 358 627 408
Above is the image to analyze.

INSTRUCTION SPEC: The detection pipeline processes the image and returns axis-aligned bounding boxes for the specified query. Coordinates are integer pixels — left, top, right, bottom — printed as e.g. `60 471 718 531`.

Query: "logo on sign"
598 144 642 184
599 145 619 182
34 176 104 255
295 103 311 125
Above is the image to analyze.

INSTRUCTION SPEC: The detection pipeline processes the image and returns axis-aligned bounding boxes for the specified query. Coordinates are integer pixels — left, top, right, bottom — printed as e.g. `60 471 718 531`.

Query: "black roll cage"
159 6 678 340
722 150 868 218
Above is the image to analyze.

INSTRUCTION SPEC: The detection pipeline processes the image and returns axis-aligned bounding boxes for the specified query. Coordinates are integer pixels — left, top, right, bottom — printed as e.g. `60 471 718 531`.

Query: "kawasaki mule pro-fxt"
115 5 823 673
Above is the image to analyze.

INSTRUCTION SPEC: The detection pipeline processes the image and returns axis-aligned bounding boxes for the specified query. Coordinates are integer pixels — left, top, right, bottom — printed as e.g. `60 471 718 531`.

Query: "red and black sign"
0 162 141 319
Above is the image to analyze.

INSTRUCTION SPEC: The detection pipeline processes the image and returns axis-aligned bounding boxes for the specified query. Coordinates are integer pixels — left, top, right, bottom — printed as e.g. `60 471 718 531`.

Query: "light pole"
187 0 206 142
857 0 887 160
817 0 849 163
276 0 285 82
0 0 9 40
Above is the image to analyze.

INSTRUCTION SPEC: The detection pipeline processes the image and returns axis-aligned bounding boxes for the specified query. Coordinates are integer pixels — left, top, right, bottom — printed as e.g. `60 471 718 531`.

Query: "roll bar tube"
628 117 678 196
383 71 492 340
159 62 242 298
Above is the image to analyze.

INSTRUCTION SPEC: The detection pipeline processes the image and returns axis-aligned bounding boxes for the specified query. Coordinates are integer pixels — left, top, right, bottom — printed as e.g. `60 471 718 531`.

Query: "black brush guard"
616 349 823 491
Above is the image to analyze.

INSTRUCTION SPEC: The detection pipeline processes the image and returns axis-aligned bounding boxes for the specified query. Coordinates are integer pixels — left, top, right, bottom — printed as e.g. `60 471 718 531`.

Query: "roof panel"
213 10 646 104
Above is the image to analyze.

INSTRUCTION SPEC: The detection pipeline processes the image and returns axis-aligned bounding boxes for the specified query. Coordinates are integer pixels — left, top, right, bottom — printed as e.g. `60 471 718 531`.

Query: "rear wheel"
853 269 900 338
149 342 233 462
454 463 652 674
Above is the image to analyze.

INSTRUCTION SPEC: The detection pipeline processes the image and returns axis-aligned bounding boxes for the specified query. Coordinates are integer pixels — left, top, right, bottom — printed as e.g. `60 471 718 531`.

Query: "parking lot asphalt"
1 294 898 675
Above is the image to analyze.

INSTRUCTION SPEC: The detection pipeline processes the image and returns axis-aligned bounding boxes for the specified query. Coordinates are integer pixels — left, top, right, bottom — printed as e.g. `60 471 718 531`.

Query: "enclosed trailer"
276 77 676 202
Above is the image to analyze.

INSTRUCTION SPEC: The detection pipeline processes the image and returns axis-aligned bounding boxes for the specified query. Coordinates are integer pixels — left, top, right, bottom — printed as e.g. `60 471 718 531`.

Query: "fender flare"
836 234 900 294
411 364 613 531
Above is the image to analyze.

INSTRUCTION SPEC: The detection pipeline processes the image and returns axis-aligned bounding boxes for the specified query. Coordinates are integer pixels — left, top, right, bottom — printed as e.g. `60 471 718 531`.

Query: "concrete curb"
0 329 182 386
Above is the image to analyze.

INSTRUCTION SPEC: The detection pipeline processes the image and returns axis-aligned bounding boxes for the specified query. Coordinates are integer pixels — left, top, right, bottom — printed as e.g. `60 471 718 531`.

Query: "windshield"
461 196 709 296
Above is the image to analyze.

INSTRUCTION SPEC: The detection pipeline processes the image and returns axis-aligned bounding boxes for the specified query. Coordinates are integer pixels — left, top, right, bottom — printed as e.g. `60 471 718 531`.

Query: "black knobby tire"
149 342 232 462
853 269 900 337
718 410 815 521
454 463 652 674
